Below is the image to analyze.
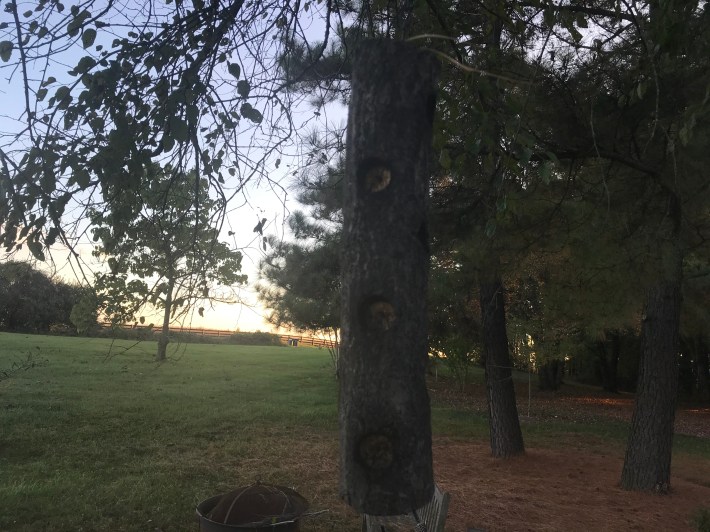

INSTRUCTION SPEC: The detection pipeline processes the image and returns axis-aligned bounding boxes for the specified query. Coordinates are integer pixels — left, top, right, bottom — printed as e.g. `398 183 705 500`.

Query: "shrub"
227 331 283 346
48 323 75 336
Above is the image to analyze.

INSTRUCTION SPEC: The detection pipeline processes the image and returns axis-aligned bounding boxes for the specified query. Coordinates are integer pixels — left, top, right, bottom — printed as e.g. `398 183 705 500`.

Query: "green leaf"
75 55 96 74
67 10 91 37
569 26 583 42
41 76 57 87
74 168 91 188
37 88 48 101
89 116 105 132
237 79 250 98
227 62 241 79
186 104 199 124
162 134 175 152
67 19 81 37
82 28 96 48
170 116 189 142
46 227 59 247
27 238 45 261
0 41 13 62
54 86 71 100
240 103 262 124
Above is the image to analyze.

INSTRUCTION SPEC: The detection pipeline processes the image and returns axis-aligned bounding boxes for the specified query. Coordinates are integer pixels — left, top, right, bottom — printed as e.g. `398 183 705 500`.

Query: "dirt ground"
427 381 710 531
434 439 710 531
299 380 710 531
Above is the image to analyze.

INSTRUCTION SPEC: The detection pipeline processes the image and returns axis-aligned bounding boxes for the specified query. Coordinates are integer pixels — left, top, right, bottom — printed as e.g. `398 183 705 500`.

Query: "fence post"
339 39 439 515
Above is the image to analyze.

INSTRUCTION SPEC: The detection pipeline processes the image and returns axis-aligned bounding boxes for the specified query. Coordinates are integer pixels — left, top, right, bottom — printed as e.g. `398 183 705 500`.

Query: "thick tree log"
620 247 682 492
339 40 439 515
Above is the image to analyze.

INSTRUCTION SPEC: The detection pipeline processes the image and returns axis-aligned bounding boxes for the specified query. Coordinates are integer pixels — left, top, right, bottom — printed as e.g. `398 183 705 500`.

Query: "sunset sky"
0 8 346 334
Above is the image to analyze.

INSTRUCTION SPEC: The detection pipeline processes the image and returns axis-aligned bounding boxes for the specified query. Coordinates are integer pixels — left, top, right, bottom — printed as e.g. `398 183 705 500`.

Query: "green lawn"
1 332 708 531
0 333 348 531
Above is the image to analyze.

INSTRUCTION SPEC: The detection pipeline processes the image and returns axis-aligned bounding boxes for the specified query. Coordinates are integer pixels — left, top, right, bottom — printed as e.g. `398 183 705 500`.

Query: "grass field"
1 332 708 531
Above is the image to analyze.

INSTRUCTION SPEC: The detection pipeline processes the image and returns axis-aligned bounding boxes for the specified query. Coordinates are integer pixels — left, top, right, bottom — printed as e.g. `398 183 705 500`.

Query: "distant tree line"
0 261 283 347
96 326 284 347
0 261 95 334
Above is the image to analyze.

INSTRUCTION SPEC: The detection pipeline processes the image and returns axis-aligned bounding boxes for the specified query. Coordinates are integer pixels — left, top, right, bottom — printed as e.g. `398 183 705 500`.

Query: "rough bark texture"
696 348 710 402
620 257 682 492
339 40 439 515
479 273 525 458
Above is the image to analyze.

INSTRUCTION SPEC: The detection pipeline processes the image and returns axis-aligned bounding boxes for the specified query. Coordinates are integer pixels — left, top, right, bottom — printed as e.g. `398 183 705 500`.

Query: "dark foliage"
0 261 85 333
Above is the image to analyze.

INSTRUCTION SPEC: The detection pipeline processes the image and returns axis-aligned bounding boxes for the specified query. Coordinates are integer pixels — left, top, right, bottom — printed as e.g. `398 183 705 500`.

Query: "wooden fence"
102 322 338 348
278 334 339 349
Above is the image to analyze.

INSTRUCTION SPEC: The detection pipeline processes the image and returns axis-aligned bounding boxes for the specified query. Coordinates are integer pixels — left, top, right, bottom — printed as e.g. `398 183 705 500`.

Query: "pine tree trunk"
620 255 682 492
696 346 710 402
605 332 621 393
538 359 563 391
479 271 524 458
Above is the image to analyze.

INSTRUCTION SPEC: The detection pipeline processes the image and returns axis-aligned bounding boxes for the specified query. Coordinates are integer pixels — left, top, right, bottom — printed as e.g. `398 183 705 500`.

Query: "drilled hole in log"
359 298 396 332
358 159 392 193
358 433 394 470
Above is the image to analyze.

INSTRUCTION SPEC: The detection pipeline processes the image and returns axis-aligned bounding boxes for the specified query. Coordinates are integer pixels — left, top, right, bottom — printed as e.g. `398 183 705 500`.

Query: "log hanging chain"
339 39 440 515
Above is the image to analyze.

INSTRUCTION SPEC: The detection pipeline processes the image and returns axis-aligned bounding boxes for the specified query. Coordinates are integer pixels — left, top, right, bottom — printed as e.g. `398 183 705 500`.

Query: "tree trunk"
156 279 175 362
538 359 563 391
479 271 524 458
695 345 710 403
328 327 340 379
603 332 621 393
339 40 439 515
620 252 682 492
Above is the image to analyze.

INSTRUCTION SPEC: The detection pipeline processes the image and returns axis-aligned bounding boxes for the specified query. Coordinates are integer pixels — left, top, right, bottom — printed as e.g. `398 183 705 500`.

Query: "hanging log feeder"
339 39 440 515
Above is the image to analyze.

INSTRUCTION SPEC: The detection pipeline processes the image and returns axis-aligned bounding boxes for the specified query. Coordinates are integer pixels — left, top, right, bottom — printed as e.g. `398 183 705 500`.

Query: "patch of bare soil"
297 379 710 531
414 378 710 531
434 440 710 532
